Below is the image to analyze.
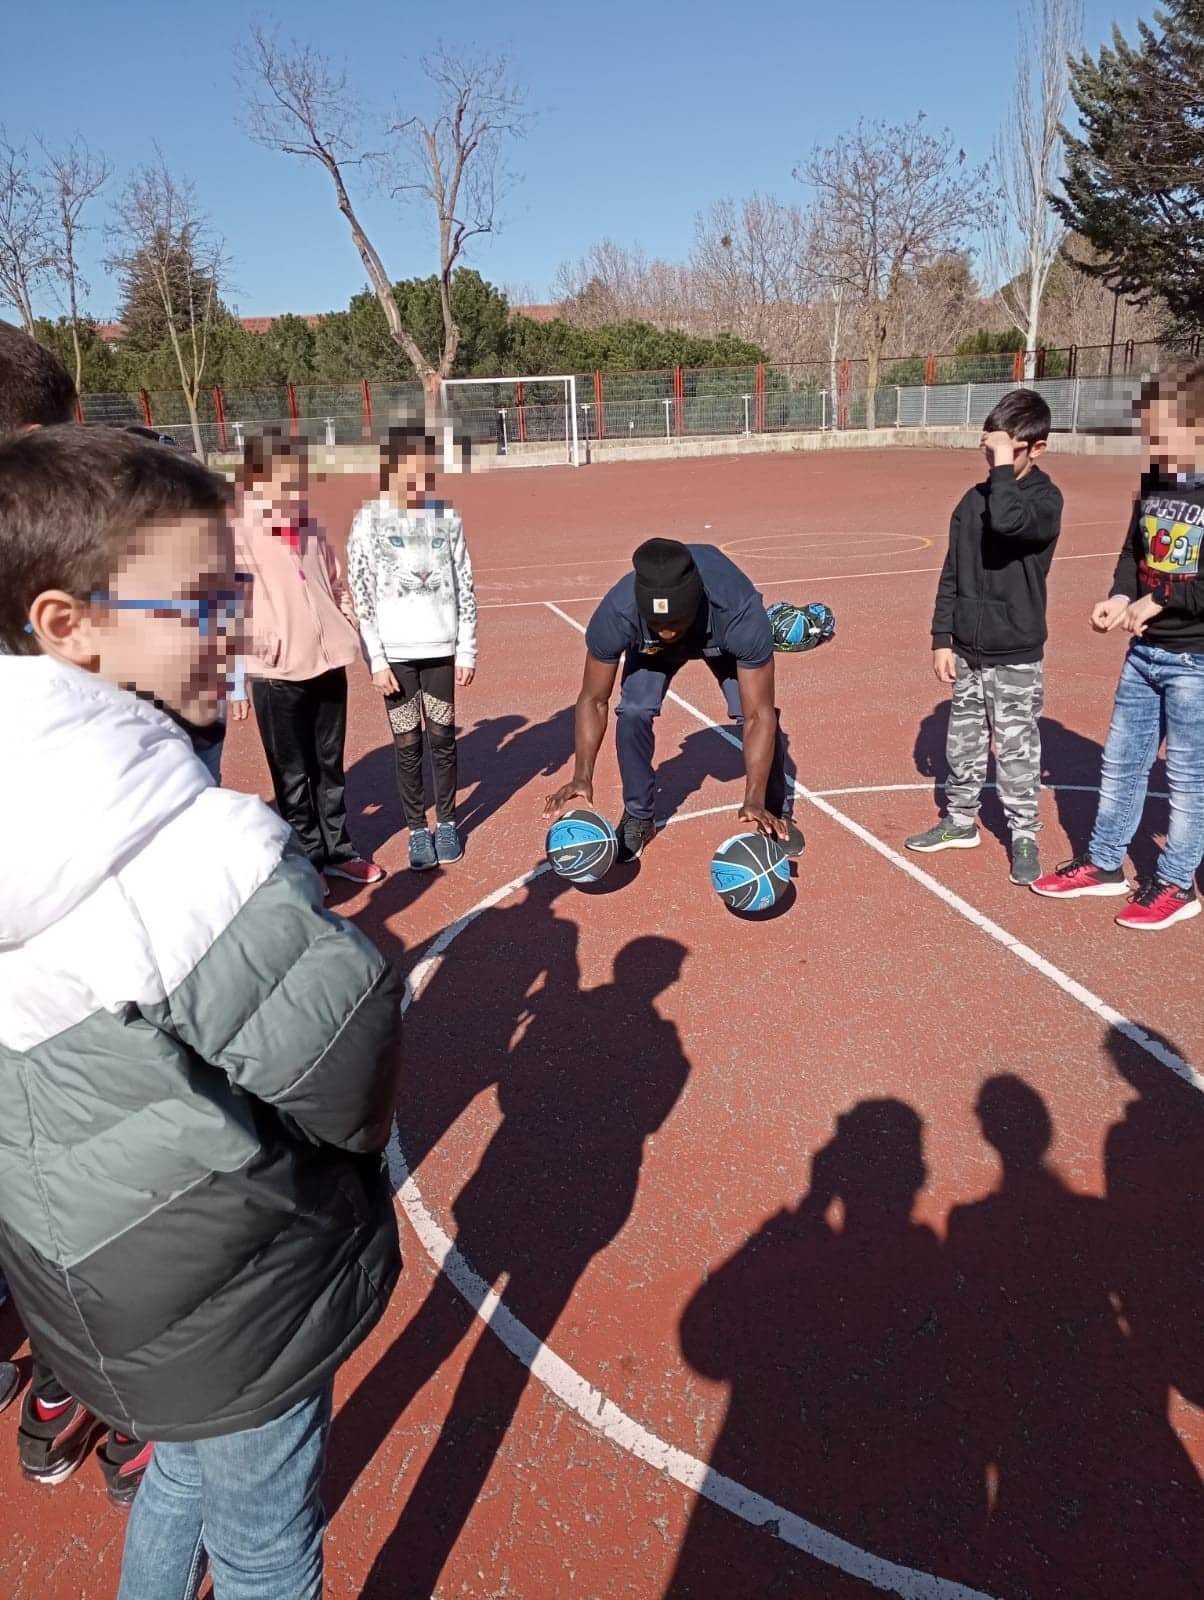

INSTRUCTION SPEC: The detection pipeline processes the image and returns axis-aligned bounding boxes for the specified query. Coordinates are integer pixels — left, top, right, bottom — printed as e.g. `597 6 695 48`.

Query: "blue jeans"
196 740 223 784
614 650 787 819
1089 643 1204 890
117 1387 332 1600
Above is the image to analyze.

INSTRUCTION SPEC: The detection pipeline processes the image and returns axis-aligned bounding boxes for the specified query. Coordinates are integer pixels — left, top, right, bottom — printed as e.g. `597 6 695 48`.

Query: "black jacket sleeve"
931 538 957 649
986 465 1062 543
1109 499 1144 601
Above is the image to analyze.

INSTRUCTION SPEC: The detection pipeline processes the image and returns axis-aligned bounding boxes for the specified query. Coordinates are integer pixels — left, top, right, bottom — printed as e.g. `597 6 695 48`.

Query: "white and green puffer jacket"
0 657 402 1441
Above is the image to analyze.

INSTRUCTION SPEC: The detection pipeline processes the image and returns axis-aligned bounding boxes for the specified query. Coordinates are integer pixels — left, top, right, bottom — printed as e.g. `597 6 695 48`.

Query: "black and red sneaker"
1115 879 1202 932
17 1390 102 1485
1030 855 1130 899
97 1431 153 1508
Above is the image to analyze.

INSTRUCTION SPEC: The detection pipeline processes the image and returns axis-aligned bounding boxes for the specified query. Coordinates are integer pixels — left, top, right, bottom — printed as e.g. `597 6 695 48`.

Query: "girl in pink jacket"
232 431 383 892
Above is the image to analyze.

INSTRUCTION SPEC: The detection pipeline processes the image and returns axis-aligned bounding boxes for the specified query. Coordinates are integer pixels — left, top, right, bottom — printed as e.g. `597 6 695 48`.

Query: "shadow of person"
666 1099 976 1600
1102 1024 1204 1494
327 933 692 1599
947 1072 1204 1599
345 706 576 863
911 701 1171 865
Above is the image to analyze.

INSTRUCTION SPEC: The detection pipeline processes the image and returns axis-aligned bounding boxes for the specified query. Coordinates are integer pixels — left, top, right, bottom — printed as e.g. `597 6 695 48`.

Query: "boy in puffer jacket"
0 426 403 1600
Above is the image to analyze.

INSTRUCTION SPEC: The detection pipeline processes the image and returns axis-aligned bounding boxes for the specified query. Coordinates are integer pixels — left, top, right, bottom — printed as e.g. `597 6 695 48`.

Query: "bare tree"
108 155 225 459
388 49 527 386
988 0 1083 378
0 132 56 335
799 116 990 427
691 195 817 358
40 138 111 391
242 28 525 411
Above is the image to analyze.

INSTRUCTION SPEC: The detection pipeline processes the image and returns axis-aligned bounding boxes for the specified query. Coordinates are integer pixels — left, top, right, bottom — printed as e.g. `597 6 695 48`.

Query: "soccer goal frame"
440 375 580 467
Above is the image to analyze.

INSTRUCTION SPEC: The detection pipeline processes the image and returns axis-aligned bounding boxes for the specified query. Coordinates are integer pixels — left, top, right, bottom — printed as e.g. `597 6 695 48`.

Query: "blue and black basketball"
545 809 619 884
767 600 836 654
710 831 790 912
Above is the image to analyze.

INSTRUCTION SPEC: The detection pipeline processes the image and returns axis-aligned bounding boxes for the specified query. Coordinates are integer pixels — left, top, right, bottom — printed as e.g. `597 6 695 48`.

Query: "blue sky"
7 0 1147 320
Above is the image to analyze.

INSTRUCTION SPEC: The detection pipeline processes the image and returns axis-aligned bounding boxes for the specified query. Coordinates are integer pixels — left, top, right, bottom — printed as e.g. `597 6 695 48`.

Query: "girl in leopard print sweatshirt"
347 427 478 870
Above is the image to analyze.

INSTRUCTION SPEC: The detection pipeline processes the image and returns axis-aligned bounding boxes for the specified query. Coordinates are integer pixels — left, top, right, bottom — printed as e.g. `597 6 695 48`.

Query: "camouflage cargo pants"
945 659 1044 837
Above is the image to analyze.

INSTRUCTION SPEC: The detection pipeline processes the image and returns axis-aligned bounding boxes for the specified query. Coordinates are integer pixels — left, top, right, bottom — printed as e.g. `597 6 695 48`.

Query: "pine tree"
1054 2 1204 330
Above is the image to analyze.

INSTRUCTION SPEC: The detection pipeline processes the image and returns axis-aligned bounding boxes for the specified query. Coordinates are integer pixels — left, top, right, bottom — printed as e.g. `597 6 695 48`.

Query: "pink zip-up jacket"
232 491 361 687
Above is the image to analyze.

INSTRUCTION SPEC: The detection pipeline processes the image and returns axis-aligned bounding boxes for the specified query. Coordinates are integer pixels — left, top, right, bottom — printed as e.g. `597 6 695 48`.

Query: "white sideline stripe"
388 846 997 1600
481 550 1117 611
544 601 1201 1093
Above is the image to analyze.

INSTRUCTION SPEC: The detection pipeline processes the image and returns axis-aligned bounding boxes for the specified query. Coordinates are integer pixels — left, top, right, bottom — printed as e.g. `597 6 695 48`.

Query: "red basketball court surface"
2 447 1202 1599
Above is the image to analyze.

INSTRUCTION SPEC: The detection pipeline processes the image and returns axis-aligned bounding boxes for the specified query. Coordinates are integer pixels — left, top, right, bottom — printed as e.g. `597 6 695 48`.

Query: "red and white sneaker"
1115 879 1201 932
1030 855 1130 899
17 1392 103 1485
325 857 385 886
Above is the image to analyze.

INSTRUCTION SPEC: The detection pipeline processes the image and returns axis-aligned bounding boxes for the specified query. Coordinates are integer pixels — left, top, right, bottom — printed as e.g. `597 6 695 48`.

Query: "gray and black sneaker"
905 819 980 853
1009 836 1041 886
615 810 656 864
408 826 437 871
434 821 464 863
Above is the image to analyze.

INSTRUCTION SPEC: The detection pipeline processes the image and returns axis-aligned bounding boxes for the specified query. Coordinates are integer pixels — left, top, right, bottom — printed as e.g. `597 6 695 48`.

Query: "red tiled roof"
511 304 559 323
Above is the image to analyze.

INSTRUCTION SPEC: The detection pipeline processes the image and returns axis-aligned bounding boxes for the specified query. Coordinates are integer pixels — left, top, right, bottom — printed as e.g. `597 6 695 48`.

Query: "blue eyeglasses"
25 575 252 637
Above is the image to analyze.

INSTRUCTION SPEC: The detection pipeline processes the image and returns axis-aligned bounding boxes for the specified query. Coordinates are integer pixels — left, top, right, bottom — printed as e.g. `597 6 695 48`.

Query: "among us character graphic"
1143 514 1202 577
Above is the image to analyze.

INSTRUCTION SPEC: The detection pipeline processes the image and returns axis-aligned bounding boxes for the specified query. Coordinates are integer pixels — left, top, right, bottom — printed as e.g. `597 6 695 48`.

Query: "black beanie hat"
633 538 704 632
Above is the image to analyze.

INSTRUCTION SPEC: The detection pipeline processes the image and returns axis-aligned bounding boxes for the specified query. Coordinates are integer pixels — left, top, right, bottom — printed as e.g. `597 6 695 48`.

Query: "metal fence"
76 336 1190 456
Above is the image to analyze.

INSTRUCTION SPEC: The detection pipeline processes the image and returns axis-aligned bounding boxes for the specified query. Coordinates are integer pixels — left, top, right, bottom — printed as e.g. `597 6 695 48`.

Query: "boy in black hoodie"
906 389 1063 885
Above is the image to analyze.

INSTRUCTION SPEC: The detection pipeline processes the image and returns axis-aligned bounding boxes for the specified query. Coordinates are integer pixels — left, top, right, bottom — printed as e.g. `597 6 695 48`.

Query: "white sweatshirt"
346 498 478 671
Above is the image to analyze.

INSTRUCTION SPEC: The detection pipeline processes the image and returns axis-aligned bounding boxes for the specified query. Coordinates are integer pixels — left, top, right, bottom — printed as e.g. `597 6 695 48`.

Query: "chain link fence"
76 337 1190 459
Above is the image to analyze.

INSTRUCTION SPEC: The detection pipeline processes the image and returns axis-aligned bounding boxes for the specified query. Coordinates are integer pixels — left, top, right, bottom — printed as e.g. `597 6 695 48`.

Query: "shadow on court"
666 1033 1204 1599
323 871 691 1599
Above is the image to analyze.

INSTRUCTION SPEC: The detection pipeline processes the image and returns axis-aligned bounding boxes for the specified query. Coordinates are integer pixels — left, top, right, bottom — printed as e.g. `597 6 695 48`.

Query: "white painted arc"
382 603 1195 1600
543 601 1200 1092
387 842 997 1600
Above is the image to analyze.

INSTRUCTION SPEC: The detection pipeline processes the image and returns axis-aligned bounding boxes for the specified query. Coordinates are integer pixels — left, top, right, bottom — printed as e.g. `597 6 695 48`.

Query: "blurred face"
654 624 686 643
262 454 307 521
389 445 437 505
32 512 240 726
1143 398 1204 475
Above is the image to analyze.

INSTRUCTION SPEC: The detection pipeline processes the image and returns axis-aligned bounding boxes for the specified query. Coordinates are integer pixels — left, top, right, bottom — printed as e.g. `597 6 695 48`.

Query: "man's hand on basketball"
372 666 399 695
543 778 593 820
738 801 789 842
932 647 957 685
456 665 475 687
1091 597 1130 633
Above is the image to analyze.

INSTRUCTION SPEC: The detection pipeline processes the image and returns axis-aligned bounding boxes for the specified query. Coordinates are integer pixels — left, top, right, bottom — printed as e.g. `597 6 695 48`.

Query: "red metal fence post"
754 362 765 432
360 379 373 440
73 394 84 423
838 359 850 431
212 386 228 452
673 366 684 436
593 370 605 440
286 383 299 437
924 354 937 387
1012 349 1025 383
515 380 527 444
139 389 153 428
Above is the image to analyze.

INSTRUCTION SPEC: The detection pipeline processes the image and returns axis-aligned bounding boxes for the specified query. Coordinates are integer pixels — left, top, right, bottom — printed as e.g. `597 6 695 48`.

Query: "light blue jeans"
117 1387 331 1600
1089 642 1204 890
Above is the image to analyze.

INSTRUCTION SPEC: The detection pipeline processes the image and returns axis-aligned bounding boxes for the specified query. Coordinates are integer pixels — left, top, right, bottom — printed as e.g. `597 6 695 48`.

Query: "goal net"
440 375 580 467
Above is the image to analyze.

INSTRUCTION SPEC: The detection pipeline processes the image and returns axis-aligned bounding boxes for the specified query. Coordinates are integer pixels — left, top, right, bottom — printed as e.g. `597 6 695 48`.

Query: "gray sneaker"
1009 835 1041 886
905 819 980 853
408 826 437 871
434 821 463 863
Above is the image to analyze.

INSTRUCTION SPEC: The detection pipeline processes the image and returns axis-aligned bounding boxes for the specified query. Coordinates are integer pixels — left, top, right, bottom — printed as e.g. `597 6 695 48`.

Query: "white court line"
389 826 998 1600
544 601 1200 1092
479 549 1119 611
